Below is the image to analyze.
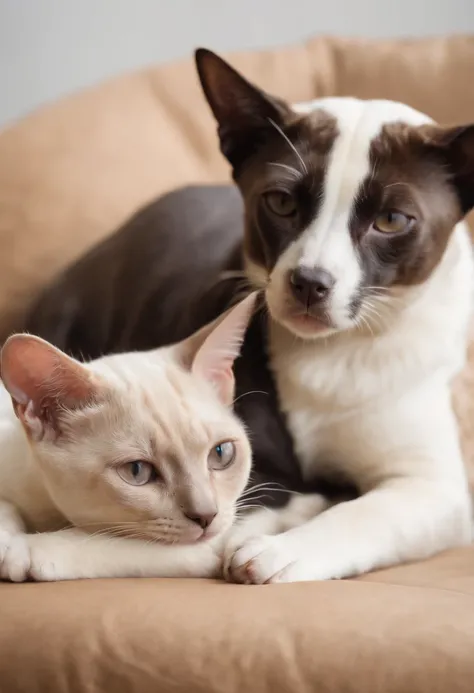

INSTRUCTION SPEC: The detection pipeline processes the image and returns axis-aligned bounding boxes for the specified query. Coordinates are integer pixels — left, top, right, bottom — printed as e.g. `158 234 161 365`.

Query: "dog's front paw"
0 534 73 582
225 534 306 584
224 533 339 584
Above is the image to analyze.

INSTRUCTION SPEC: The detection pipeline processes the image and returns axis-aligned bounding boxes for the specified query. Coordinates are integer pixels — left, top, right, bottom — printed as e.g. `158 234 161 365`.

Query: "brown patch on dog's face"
351 122 463 295
240 120 472 299
195 48 339 291
236 110 339 280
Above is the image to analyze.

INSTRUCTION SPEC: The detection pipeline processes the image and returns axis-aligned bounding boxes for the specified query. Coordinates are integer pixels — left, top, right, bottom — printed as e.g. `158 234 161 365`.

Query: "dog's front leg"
226 475 471 583
227 394 473 583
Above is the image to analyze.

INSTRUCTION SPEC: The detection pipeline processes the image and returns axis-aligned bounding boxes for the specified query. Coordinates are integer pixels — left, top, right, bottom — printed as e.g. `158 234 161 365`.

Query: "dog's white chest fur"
269 223 474 486
262 97 474 487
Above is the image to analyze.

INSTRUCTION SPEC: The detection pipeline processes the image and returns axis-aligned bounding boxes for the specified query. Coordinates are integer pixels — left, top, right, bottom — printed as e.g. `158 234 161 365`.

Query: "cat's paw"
0 535 33 582
225 534 306 584
0 534 72 582
0 530 14 563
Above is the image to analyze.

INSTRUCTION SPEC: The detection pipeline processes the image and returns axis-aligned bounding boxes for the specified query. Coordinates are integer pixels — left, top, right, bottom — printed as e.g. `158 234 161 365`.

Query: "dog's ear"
423 124 474 216
439 125 474 215
195 48 291 173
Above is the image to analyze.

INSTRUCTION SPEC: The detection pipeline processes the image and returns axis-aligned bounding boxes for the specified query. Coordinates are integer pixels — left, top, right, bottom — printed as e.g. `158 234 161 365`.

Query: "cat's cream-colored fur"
0 295 255 582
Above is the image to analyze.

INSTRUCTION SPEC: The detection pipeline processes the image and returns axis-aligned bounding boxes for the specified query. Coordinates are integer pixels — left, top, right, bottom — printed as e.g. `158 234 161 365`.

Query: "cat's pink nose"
184 511 217 530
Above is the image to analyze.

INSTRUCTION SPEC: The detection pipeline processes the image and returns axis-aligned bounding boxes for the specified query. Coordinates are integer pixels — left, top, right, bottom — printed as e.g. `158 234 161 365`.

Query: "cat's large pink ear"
180 293 258 406
1 334 100 440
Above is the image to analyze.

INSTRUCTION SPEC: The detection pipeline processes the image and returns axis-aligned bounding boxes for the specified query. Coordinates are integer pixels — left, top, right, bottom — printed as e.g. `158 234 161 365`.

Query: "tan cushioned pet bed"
1 34 474 693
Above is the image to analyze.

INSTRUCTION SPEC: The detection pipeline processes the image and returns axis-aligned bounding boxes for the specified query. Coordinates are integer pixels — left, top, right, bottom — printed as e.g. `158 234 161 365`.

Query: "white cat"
0 295 256 582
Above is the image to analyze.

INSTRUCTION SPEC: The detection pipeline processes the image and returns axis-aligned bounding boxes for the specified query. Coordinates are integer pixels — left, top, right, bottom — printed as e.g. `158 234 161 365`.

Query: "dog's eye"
208 442 236 470
373 211 411 234
118 461 157 486
263 190 297 217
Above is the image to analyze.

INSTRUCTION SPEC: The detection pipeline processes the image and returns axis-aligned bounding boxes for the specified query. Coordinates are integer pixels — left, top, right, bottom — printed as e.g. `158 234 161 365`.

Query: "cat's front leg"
0 500 26 568
0 529 224 582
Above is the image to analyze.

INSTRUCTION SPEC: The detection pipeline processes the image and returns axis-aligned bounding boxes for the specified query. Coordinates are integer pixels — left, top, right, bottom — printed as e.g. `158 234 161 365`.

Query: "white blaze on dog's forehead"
294 98 434 267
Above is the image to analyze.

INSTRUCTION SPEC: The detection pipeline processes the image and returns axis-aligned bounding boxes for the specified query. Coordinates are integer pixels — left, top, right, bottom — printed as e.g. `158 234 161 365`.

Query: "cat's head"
1 294 256 544
196 49 474 340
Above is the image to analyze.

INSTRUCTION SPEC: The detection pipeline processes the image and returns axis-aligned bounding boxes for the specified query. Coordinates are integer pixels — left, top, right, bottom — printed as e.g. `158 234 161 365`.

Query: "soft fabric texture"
1 33 474 692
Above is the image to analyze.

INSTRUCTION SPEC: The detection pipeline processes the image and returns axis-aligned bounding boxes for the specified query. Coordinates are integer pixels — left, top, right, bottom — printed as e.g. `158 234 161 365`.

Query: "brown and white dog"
27 49 474 583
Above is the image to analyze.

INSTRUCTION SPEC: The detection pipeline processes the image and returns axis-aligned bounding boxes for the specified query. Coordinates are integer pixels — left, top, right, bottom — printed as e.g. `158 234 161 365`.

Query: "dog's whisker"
361 302 388 332
268 161 302 179
267 117 308 175
383 181 412 191
359 312 375 337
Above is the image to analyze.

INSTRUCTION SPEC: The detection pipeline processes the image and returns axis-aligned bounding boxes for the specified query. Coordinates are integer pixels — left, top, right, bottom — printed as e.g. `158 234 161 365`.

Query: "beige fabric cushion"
0 34 474 693
0 551 473 693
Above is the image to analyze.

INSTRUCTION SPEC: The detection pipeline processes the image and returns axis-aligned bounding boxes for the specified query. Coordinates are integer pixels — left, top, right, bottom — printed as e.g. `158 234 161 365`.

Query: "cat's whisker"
72 521 181 545
233 390 269 404
235 503 269 514
77 529 133 546
72 520 143 528
243 480 287 491
239 481 288 497
236 493 284 506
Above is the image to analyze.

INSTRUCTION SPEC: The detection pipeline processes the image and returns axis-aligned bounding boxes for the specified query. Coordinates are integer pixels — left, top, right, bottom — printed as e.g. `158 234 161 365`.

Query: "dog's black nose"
289 267 335 307
184 511 217 530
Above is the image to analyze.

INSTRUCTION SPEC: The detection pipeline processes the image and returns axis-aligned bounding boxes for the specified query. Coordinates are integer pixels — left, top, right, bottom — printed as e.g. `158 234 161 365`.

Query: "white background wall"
0 0 473 127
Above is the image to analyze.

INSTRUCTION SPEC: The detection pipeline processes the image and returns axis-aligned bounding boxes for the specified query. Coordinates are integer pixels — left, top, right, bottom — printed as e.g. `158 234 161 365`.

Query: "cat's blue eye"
117 461 157 486
208 441 236 470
